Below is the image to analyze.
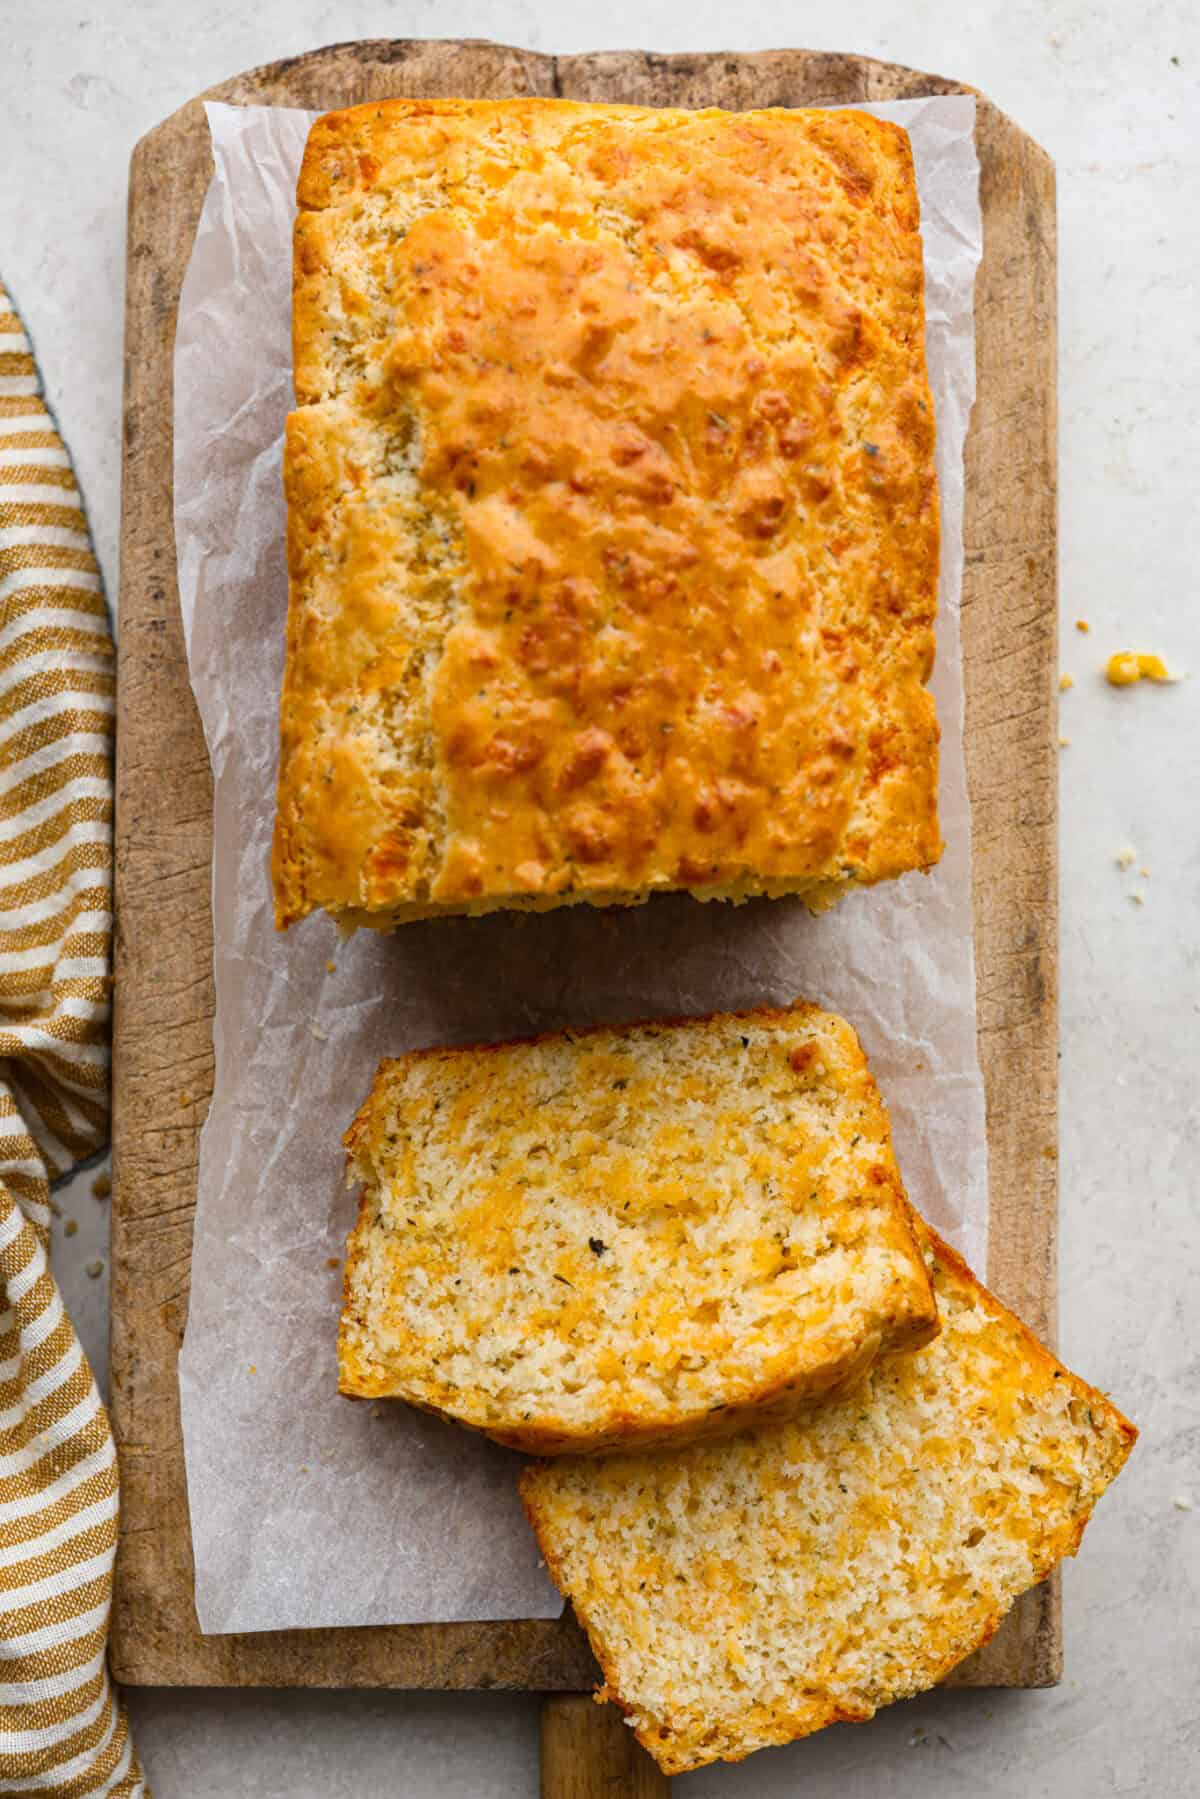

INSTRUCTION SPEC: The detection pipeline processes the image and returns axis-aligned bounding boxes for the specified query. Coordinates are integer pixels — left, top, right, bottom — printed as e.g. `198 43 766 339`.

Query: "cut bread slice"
520 1226 1136 1774
339 1002 938 1454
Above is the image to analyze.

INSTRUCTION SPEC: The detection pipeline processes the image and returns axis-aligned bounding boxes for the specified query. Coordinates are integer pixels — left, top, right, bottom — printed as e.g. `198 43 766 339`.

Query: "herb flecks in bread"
521 1228 1136 1774
339 1002 937 1454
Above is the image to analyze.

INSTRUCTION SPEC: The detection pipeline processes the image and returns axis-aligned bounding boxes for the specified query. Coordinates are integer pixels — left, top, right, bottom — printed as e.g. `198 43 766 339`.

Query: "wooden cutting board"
111 37 1058 1730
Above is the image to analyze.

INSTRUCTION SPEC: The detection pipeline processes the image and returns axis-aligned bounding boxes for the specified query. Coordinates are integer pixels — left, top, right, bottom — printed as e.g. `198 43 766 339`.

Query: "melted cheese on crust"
273 99 941 929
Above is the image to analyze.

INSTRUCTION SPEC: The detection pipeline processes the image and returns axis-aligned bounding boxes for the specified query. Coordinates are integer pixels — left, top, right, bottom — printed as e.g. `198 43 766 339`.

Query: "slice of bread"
520 1227 1136 1774
339 1002 938 1454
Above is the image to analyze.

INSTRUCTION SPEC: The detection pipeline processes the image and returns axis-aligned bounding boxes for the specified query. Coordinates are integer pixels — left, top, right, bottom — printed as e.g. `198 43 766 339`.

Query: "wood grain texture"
541 1696 671 1798
111 39 1058 1696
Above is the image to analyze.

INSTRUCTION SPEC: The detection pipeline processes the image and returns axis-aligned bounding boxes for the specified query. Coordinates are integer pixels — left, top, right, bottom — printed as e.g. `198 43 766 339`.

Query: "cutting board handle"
541 1694 671 1797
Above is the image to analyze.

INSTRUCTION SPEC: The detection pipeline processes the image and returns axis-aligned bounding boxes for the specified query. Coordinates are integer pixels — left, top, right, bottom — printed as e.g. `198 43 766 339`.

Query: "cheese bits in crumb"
522 1227 1135 1775
339 1003 938 1455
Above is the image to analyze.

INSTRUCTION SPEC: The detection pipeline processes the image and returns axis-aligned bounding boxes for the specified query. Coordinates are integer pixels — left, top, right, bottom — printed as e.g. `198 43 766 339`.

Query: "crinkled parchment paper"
174 95 984 1633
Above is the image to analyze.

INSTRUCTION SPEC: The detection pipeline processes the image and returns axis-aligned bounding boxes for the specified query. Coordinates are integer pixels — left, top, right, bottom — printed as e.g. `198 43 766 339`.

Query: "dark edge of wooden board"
111 39 1057 1691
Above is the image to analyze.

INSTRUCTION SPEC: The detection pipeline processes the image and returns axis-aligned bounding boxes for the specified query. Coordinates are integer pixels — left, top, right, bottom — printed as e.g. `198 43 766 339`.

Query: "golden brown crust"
343 998 848 1151
274 98 941 930
344 1322 891 1459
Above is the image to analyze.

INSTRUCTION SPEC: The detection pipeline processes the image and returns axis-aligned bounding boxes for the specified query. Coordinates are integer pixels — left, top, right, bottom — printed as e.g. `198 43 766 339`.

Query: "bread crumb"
1043 1146 1057 1161
1105 650 1181 687
1140 866 1150 878
91 1173 111 1200
310 1022 328 1042
1173 1494 1193 1511
85 1260 104 1279
522 1234 1135 1775
341 1004 937 1453
248 1364 257 1374
1058 735 1071 748
327 1256 341 1270
371 1404 383 1419
1075 619 1090 632
1058 672 1074 692
1130 891 1146 906
326 959 337 974
64 1218 78 1238
1115 846 1136 869
179 1093 191 1108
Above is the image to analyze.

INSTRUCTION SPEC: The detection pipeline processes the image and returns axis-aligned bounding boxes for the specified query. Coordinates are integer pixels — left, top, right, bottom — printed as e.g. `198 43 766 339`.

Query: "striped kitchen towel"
0 274 144 1795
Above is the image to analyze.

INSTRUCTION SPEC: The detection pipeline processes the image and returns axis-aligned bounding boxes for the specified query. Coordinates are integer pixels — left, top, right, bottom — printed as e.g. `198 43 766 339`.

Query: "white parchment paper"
175 95 984 1634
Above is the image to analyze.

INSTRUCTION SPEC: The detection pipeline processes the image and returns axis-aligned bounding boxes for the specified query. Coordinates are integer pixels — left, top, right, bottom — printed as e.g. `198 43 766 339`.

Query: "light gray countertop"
4 2 1196 1793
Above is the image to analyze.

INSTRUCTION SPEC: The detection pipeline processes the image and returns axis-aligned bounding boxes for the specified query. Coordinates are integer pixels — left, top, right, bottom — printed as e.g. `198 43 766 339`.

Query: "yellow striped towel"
0 274 143 1795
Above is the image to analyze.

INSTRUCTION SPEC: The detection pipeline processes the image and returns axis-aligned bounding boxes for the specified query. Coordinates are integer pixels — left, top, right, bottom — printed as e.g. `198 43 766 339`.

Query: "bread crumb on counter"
64 1218 78 1238
1105 651 1181 687
91 1172 111 1200
1115 846 1137 869
1058 672 1074 691
1075 618 1090 633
